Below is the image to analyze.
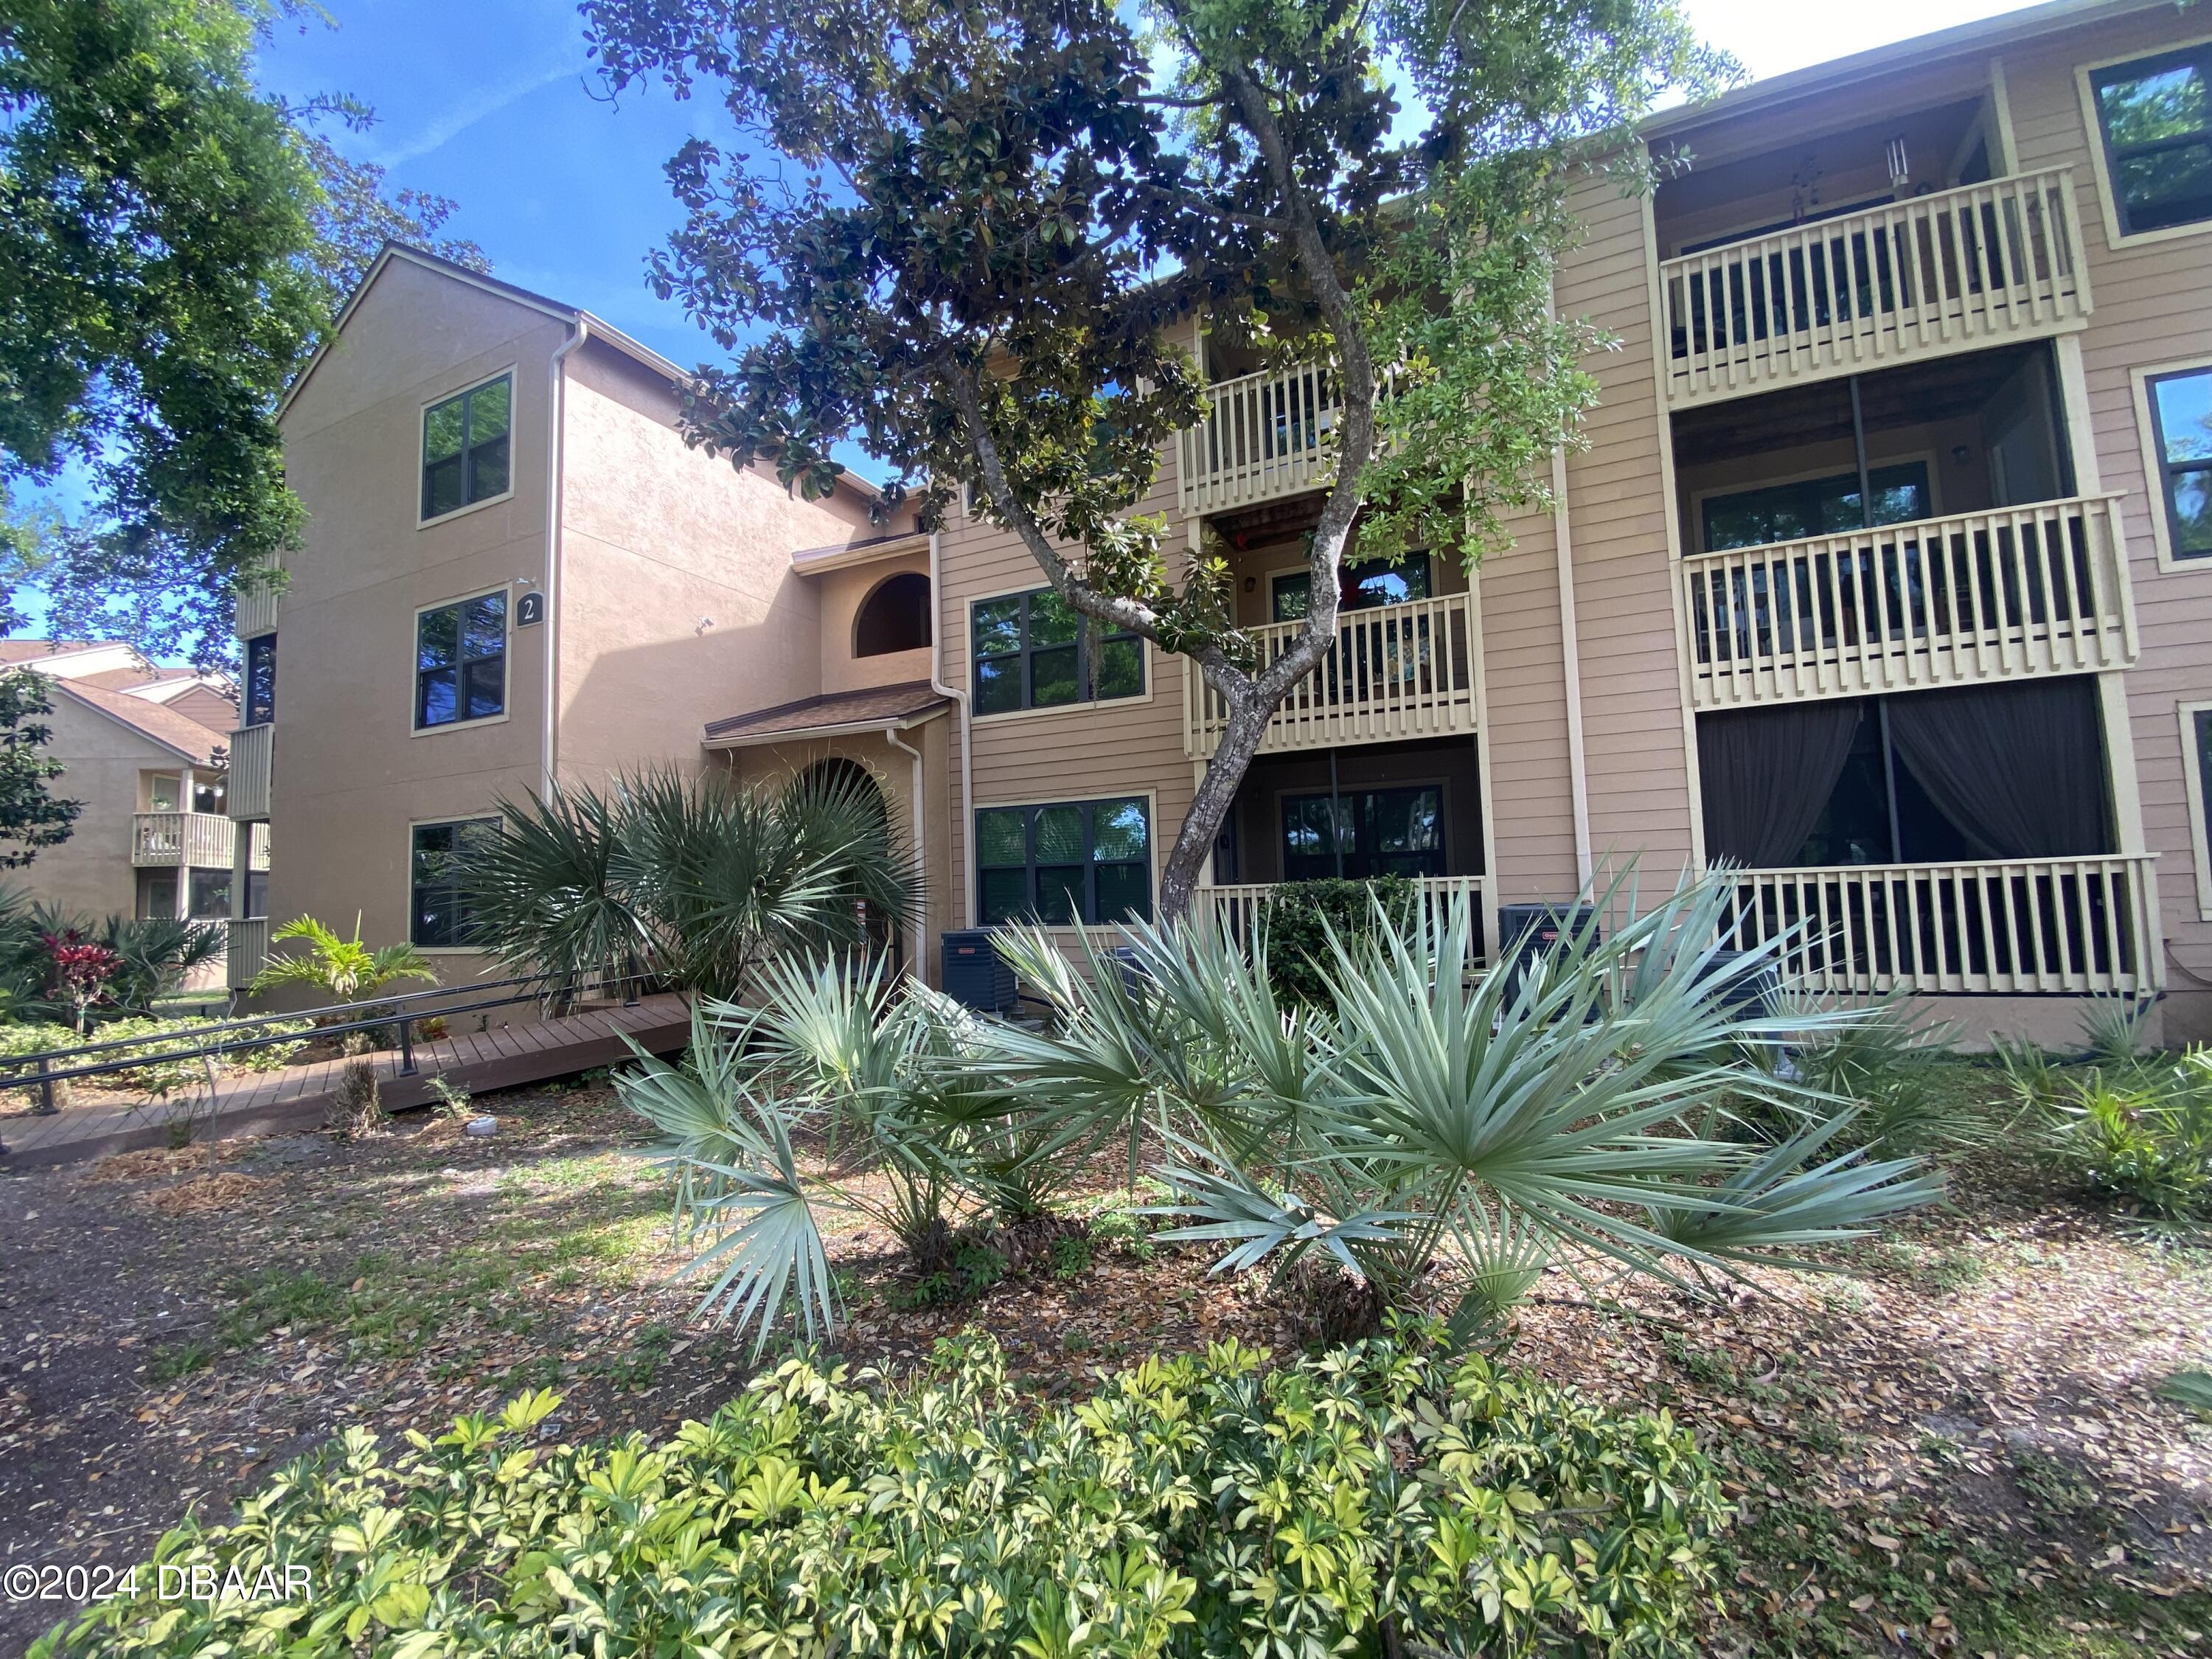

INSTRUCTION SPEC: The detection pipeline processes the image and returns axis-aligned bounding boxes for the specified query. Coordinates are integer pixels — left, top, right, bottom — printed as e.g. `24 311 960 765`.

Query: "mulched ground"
1 1082 2208 1656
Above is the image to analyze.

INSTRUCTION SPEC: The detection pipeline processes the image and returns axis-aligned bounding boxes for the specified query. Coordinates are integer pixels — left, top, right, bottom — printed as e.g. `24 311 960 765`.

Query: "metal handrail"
0 967 657 1096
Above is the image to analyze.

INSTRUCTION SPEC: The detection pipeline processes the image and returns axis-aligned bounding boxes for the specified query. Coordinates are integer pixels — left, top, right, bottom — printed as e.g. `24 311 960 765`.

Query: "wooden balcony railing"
1660 167 2092 406
1680 494 2135 709
132 811 238 869
228 722 273 821
233 563 279 639
1718 855 2160 995
1196 875 1489 960
1184 593 1478 758
226 917 270 991
1177 362 1340 514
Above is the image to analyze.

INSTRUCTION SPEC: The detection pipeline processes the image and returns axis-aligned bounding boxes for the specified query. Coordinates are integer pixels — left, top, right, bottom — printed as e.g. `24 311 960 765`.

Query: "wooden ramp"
0 994 692 1172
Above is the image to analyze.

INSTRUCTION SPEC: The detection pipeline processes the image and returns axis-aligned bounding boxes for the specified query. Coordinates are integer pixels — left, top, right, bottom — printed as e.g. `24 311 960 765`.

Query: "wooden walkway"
0 993 692 1172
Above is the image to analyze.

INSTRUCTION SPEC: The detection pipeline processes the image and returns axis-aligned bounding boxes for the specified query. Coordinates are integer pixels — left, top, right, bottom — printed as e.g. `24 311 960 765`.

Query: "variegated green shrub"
35 1329 1725 1658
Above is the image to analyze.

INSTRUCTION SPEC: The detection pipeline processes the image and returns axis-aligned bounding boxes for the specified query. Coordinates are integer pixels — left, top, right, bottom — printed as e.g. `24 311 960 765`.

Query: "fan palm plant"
613 951 1040 1351
979 866 1942 1329
454 765 920 1001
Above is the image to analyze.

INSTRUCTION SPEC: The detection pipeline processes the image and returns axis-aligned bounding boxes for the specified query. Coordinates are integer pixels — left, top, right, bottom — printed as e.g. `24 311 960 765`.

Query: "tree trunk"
1158 678 1287 921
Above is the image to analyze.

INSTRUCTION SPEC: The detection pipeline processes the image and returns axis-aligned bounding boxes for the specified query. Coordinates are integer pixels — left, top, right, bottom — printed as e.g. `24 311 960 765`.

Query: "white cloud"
367 60 580 167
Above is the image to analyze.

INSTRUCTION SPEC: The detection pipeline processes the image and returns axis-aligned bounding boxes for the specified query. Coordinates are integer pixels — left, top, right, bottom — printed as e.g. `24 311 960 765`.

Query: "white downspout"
886 726 926 978
543 320 588 796
1551 443 1593 886
927 529 973 934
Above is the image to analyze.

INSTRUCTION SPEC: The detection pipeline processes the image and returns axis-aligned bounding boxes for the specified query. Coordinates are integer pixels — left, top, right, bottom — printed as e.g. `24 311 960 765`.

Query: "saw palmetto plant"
613 952 1037 1351
984 867 1942 1329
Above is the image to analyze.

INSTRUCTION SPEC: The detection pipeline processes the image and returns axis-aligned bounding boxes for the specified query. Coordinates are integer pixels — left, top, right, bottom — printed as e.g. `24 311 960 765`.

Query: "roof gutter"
701 705 949 753
927 529 974 933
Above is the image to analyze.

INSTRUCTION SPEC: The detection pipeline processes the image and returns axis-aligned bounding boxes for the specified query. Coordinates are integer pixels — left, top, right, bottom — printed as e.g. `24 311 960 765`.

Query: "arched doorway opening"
795 757 900 969
853 571 933 656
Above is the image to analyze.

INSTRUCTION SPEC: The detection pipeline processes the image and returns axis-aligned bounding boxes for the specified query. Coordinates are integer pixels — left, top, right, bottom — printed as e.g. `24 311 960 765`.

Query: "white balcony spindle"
1660 167 2091 406
1719 856 2160 996
1680 495 2134 710
1185 593 1478 758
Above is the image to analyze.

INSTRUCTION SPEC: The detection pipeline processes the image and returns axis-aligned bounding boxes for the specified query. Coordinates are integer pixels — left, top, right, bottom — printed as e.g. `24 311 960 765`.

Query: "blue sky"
257 0 2030 380
14 0 2028 648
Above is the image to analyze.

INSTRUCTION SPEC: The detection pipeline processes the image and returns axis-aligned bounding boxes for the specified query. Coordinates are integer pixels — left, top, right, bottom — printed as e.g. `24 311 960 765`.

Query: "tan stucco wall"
8 694 187 921
555 341 878 787
818 555 934 696
270 258 560 978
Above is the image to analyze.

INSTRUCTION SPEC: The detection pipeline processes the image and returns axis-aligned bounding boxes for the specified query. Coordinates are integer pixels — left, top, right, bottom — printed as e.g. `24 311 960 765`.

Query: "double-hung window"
244 633 276 726
416 591 507 728
410 818 499 948
2147 366 2212 559
2090 45 2212 237
975 797 1151 925
421 375 512 520
970 589 1143 714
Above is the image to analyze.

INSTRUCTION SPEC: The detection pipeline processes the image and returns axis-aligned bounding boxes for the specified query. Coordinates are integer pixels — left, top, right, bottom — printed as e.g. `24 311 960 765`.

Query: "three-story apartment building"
260 0 2212 1046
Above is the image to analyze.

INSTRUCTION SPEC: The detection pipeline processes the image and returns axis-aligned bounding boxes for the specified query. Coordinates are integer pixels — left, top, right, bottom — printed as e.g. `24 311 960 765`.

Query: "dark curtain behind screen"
1886 680 2108 858
1698 701 1863 866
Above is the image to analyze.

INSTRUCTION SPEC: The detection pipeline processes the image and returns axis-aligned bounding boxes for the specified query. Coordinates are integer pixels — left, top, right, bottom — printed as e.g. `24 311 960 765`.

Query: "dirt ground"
2 1082 2209 1657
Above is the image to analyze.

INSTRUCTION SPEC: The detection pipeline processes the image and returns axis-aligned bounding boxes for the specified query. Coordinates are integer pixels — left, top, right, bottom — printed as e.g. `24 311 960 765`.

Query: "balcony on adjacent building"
1184 591 1477 759
226 916 270 991
132 812 268 870
228 722 273 820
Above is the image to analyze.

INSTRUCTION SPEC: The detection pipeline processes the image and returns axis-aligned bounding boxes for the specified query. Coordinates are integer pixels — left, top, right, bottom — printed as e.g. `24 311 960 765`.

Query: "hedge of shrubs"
0 1016 310 1099
35 1329 1726 1658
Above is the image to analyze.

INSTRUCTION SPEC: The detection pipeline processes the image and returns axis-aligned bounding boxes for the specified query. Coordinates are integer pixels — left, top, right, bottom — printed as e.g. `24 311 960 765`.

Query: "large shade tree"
0 0 487 666
583 0 1726 917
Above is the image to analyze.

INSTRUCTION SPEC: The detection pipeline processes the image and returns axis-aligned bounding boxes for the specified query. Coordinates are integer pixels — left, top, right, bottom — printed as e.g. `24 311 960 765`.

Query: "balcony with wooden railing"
227 722 273 821
131 811 265 870
1717 855 2160 996
1177 362 1342 515
226 917 270 991
1660 167 2092 407
233 563 279 640
1184 593 1478 758
1680 494 2135 710
1197 874 1490 958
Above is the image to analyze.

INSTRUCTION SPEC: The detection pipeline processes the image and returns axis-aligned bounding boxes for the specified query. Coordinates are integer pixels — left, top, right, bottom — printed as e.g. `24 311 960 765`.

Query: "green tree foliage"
1 0 488 667
32 1332 1729 1659
0 668 80 866
249 914 439 1004
582 0 1728 915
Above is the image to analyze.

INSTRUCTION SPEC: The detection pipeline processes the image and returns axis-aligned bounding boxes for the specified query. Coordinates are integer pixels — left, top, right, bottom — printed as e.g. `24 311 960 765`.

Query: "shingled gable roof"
703 681 950 748
46 680 228 767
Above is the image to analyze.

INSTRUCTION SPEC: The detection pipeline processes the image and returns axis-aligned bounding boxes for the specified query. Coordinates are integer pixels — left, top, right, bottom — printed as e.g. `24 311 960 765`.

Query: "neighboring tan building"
257 0 2212 1046
0 642 260 986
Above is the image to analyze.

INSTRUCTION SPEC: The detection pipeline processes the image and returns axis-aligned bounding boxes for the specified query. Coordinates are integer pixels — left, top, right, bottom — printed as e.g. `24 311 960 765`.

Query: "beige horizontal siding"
2003 10 2212 992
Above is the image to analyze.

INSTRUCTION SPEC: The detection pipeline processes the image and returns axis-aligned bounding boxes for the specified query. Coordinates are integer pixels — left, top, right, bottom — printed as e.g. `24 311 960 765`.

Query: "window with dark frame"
188 868 232 920
2092 44 2212 237
975 797 1150 925
421 375 513 519
244 633 276 726
2148 366 2212 559
1700 462 1932 554
1270 552 1433 623
410 818 499 948
415 592 507 728
2197 711 2212 861
970 589 1143 714
1279 785 1447 883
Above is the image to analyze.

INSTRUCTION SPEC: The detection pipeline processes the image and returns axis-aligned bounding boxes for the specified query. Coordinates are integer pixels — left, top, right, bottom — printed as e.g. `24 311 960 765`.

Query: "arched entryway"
795 757 901 967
